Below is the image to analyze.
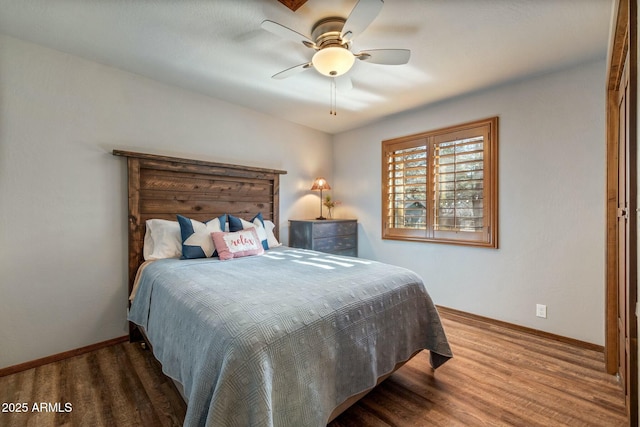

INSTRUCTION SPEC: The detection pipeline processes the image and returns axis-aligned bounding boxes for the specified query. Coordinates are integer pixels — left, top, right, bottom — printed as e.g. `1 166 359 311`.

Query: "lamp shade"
310 177 331 191
311 177 331 220
312 47 355 77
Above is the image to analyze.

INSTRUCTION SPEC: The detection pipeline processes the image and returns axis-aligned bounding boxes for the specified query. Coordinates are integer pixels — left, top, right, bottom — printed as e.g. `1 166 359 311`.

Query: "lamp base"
316 216 327 220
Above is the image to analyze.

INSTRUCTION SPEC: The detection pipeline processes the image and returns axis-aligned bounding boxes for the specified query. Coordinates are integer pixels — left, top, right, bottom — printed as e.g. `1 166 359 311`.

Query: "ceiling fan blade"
272 62 313 79
261 20 316 48
334 75 353 92
340 0 384 42
357 49 411 65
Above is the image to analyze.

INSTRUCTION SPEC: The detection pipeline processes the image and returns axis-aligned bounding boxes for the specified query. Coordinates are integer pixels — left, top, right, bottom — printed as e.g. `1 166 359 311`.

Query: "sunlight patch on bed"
282 253 304 258
285 249 323 256
308 258 354 267
292 260 335 269
326 256 373 264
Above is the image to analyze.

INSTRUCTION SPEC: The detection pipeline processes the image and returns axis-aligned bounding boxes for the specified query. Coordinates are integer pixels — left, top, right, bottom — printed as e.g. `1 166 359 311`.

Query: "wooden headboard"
113 150 287 299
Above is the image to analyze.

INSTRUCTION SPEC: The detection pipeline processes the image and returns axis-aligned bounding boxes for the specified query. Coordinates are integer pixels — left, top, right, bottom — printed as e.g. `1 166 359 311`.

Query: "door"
617 51 630 408
607 2 638 424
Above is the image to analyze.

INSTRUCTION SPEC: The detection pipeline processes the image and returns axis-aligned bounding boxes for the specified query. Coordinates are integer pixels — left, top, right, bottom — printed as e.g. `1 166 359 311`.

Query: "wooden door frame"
606 0 638 424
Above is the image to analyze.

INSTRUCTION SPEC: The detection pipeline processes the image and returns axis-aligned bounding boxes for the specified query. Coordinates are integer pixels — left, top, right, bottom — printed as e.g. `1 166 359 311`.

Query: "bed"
113 150 452 427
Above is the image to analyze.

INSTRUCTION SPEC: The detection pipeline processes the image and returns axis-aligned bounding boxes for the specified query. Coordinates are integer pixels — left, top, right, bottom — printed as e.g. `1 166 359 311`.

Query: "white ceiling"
0 0 614 134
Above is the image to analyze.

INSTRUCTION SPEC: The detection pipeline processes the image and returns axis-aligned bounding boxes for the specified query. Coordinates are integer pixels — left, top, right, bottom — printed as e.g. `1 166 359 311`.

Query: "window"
382 117 498 248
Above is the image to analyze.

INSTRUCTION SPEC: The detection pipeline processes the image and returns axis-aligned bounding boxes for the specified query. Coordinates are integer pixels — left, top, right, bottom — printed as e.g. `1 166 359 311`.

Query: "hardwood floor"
0 310 627 426
0 341 186 427
331 310 627 427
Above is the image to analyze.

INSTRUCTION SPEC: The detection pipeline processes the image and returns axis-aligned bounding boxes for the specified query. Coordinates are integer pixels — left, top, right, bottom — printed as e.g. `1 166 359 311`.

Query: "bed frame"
113 150 287 336
112 149 415 423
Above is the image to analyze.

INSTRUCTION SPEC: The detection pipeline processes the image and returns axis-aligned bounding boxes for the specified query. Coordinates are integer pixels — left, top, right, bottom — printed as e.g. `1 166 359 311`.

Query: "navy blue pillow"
228 213 269 250
177 214 227 259
228 214 244 233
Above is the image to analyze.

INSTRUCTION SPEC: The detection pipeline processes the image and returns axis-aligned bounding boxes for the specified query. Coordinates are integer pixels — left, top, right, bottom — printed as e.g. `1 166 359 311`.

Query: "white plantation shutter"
382 117 498 248
386 143 428 230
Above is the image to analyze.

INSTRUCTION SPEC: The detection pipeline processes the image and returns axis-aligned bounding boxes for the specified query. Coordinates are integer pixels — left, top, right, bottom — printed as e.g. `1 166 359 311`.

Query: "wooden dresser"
289 219 358 257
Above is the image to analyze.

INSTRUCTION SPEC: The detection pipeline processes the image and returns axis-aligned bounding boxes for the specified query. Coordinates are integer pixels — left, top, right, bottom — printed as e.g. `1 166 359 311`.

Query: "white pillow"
239 217 269 249
264 220 282 248
143 219 182 260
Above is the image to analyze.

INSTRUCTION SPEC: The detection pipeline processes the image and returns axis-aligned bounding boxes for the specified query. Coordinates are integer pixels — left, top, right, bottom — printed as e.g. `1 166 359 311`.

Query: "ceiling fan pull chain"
329 78 334 115
329 78 332 115
334 79 337 115
331 78 337 116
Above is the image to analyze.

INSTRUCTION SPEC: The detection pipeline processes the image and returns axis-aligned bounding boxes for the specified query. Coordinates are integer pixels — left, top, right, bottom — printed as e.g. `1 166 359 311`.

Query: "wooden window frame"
382 117 499 248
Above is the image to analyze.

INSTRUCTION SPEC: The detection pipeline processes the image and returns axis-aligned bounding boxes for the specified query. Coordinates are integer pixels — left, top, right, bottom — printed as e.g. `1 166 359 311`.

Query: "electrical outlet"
536 304 547 319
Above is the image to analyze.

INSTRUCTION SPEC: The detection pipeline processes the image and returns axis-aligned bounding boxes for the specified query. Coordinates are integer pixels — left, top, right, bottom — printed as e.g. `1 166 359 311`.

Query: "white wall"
0 31 608 368
332 60 607 345
0 35 333 369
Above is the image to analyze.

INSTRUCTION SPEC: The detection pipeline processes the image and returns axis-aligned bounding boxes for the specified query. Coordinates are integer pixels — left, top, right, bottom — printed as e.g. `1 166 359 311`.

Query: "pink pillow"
211 228 265 261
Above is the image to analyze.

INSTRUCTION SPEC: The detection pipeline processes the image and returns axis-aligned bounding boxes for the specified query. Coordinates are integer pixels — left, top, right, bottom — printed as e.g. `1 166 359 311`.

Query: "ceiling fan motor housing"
312 17 348 49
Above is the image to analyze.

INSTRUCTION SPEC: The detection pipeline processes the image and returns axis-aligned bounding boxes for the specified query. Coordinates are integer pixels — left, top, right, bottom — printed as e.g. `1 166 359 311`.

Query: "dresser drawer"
312 221 357 238
313 235 357 252
289 219 358 257
331 247 358 257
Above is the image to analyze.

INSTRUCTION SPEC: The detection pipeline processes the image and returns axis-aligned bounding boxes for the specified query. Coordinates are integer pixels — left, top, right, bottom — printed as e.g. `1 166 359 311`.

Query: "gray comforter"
128 247 452 427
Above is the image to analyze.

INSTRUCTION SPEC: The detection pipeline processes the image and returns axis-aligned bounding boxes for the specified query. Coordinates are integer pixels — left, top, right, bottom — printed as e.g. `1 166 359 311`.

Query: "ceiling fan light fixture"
312 47 355 77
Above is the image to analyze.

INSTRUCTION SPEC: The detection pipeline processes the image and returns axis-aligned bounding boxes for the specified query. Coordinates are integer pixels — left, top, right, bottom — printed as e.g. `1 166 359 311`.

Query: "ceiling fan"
262 0 410 89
